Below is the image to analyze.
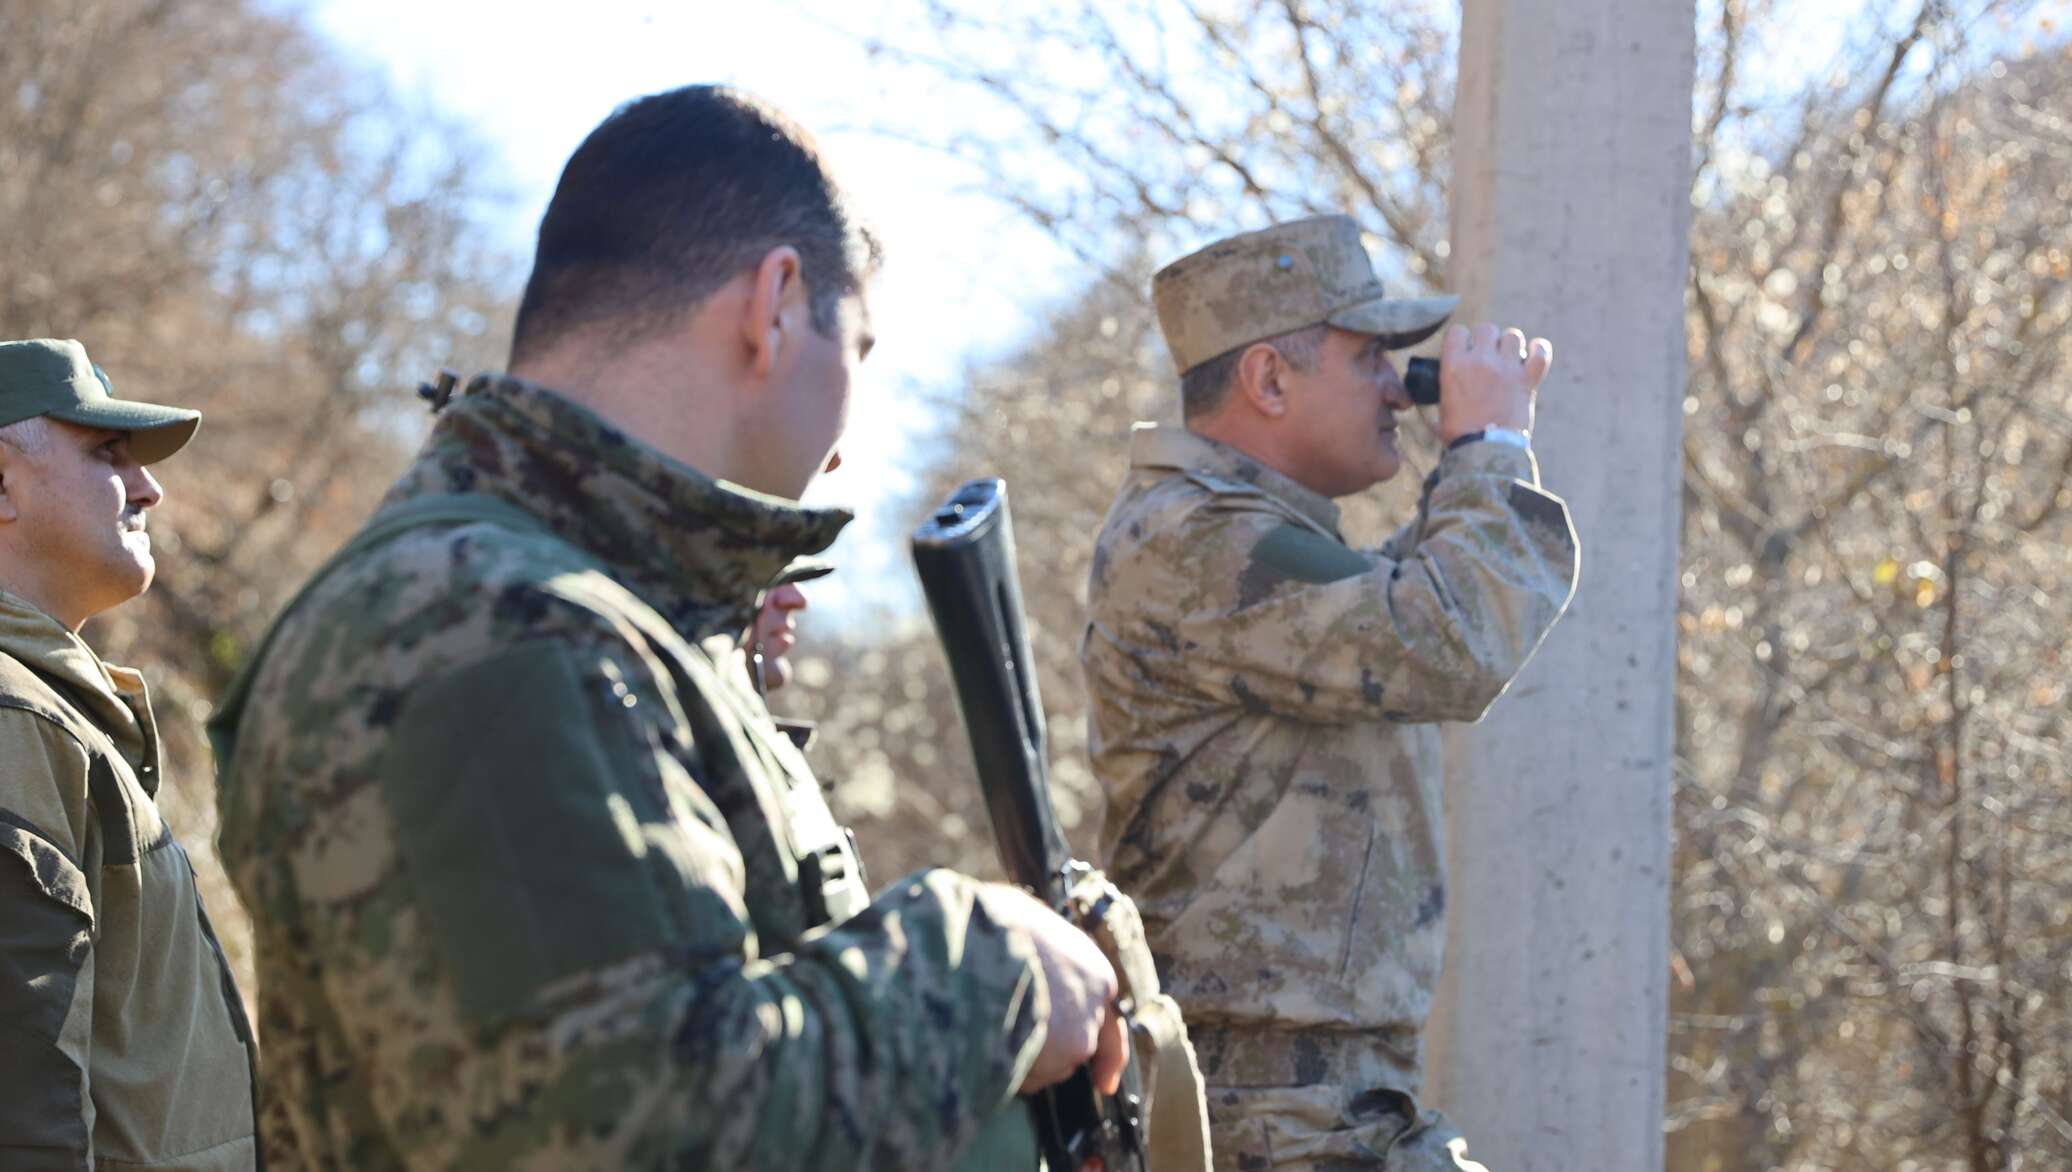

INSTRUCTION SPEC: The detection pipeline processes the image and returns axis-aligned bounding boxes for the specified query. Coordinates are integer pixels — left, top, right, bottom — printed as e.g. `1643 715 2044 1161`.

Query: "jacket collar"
384 373 852 641
1127 422 1343 537
0 589 155 780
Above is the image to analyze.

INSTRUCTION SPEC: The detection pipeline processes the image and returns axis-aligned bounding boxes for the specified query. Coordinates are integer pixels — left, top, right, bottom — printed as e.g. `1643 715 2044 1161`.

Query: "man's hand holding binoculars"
1416 323 1552 445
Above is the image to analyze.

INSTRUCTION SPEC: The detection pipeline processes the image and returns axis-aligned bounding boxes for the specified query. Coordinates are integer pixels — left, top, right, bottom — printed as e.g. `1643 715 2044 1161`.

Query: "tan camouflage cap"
1152 215 1459 374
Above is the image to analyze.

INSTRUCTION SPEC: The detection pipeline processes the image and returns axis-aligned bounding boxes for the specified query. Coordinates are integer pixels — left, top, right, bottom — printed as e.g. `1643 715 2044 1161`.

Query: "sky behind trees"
302 0 1098 615
292 0 1957 622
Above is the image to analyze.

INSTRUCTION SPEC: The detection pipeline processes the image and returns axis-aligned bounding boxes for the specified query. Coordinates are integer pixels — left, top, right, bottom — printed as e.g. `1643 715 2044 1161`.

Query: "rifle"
912 478 1149 1172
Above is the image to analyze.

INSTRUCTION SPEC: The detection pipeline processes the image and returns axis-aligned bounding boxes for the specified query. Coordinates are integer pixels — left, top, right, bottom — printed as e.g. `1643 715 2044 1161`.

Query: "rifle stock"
913 478 1147 1172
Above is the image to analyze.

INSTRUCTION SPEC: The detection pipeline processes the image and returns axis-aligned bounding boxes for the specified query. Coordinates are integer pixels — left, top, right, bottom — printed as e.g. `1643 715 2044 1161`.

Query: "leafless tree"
0 0 517 984
826 1 2072 1166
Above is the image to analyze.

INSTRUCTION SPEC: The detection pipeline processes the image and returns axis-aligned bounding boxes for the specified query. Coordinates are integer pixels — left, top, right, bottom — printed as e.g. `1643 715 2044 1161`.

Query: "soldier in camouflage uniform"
1080 217 1580 1170
212 85 1126 1170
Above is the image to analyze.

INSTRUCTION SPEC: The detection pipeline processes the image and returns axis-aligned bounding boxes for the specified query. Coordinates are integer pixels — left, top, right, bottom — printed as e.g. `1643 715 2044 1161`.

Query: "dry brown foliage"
0 0 515 987
10 2 2071 1165
819 1 2072 1167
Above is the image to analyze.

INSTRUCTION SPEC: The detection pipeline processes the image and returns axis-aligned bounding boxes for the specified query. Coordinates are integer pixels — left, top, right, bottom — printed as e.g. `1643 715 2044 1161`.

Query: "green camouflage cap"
1151 215 1459 374
0 339 200 464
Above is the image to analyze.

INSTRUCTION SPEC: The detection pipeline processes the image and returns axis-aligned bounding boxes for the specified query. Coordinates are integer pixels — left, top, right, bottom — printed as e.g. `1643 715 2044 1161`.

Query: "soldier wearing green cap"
0 339 258 1169
1079 217 1582 1169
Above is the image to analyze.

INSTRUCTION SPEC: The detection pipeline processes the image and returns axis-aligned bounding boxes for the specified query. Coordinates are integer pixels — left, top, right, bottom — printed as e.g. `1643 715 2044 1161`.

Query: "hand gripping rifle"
912 479 1151 1172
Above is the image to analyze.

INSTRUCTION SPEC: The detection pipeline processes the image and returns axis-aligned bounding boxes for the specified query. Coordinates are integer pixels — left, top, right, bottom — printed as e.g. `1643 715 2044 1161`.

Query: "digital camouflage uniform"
1081 423 1578 1170
213 374 1050 1170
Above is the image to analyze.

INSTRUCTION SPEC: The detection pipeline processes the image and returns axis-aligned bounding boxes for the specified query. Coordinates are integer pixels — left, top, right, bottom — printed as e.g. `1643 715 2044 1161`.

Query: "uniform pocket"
0 815 93 1157
1164 786 1374 990
0 815 93 925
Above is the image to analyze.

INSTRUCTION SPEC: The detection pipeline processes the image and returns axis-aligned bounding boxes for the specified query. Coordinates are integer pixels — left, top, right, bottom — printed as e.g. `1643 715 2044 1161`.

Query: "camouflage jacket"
1080 423 1577 1090
214 375 1046 1169
0 591 257 1170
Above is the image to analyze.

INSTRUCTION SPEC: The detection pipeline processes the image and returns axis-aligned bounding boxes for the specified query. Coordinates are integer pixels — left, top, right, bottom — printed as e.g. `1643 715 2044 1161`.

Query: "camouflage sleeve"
1179 441 1577 723
0 713 96 1168
283 608 1046 1169
1371 497 1423 564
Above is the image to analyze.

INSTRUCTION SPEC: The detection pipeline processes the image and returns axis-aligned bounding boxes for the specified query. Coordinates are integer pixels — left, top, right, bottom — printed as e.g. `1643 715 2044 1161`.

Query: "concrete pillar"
1421 2 1694 1169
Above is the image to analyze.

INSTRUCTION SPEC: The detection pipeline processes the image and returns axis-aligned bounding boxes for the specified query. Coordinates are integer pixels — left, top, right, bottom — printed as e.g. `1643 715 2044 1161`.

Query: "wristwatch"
1448 426 1532 452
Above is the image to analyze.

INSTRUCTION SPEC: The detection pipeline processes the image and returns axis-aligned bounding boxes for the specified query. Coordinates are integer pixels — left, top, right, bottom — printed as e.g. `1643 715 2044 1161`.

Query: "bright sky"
302 0 1081 620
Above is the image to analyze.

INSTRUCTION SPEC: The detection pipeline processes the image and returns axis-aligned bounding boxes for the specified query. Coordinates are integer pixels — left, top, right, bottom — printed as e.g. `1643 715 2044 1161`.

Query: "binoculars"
1404 357 1442 406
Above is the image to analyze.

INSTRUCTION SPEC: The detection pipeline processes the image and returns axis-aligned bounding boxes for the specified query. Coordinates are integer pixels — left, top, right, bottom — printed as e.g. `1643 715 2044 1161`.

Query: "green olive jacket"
0 591 258 1170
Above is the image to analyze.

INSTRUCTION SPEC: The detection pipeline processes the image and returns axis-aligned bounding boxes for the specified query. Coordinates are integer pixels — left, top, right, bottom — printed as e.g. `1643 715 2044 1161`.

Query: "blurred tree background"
0 0 514 983
6 0 2069 1167
799 1 2072 1167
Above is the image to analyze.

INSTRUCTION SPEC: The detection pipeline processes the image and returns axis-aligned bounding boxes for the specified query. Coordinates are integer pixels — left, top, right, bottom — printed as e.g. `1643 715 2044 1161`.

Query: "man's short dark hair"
1179 324 1326 419
510 85 879 364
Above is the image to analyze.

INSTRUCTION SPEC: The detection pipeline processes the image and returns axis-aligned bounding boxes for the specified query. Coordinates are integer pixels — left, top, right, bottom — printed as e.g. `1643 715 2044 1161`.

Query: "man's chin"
1370 437 1403 484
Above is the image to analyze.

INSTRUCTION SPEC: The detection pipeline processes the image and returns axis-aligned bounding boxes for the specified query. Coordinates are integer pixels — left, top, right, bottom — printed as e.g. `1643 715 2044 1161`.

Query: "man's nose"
125 463 163 508
771 583 809 614
1378 359 1412 410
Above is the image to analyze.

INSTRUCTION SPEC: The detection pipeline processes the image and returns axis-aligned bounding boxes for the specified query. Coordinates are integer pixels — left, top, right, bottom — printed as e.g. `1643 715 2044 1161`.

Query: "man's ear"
742 245 807 381
0 458 20 524
1234 342 1288 419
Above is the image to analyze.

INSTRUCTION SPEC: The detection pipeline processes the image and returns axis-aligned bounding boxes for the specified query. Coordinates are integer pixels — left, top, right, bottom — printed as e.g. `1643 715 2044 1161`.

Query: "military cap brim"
769 556 835 589
0 339 201 464
47 401 201 465
1327 293 1460 351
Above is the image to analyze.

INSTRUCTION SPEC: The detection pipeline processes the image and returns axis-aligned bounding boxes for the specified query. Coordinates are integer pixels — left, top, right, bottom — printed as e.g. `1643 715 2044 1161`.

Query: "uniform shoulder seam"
1177 468 1261 497
0 700 91 749
0 659 94 754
